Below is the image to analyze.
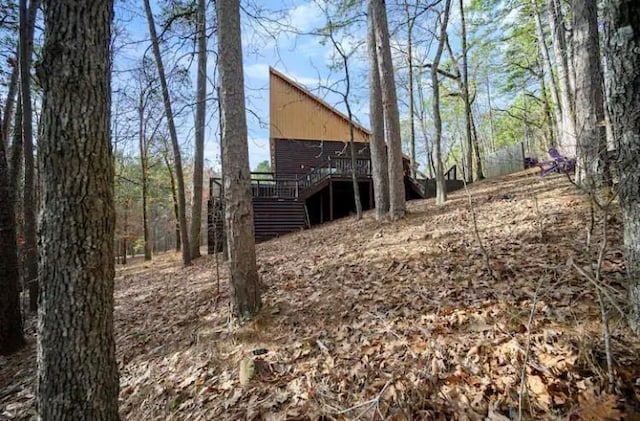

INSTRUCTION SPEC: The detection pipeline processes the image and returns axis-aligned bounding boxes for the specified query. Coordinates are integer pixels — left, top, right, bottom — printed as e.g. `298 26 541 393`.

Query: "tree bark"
0 113 24 356
190 0 207 259
217 0 261 320
533 0 562 146
20 0 41 312
459 0 474 182
431 0 452 206
163 149 181 252
367 2 389 219
603 0 640 333
36 1 119 418
573 0 607 189
2 62 19 151
143 0 191 266
370 0 405 219
548 0 577 155
138 93 152 261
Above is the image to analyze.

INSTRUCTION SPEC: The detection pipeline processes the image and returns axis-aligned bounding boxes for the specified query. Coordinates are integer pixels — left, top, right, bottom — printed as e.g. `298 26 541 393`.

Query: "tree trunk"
367 1 389 219
573 0 607 190
470 112 484 180
122 199 128 265
603 0 640 333
0 116 24 356
548 0 577 155
459 0 474 182
190 0 207 259
36 1 119 418
143 0 191 266
2 62 19 151
163 150 181 252
370 0 405 219
533 0 562 145
138 95 152 261
403 1 416 179
217 0 261 320
432 0 452 206
20 0 41 312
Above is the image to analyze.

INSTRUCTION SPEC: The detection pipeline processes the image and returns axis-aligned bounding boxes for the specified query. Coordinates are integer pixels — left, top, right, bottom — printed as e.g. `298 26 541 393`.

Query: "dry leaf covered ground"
2 170 640 420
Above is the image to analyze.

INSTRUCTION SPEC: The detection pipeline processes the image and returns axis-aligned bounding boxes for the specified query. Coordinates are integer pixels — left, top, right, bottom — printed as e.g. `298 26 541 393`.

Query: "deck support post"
369 180 374 209
329 179 334 221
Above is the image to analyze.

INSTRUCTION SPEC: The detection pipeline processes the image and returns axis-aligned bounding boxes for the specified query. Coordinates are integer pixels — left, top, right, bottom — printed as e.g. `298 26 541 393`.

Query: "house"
207 68 463 252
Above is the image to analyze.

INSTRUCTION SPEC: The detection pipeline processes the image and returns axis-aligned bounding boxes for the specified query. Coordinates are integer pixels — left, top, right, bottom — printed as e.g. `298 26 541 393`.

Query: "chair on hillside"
537 147 576 176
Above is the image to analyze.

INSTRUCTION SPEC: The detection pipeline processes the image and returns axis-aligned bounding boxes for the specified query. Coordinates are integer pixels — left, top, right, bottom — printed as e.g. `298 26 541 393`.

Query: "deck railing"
209 158 448 200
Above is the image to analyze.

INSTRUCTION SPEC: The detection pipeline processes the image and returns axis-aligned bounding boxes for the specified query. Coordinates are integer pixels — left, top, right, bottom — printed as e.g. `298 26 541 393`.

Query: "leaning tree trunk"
573 0 607 190
431 0 452 206
36 1 119 418
163 150 181 252
0 123 24 356
143 0 191 266
217 0 261 320
20 0 42 312
367 1 389 219
459 0 474 182
370 0 405 219
190 0 207 259
603 0 640 334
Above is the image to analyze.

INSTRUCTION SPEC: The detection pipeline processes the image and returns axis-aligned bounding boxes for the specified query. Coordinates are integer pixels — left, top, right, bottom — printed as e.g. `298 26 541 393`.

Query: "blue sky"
113 0 374 172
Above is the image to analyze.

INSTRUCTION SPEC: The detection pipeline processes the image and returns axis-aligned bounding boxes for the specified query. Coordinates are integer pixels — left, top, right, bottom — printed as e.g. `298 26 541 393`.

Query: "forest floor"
2 169 640 420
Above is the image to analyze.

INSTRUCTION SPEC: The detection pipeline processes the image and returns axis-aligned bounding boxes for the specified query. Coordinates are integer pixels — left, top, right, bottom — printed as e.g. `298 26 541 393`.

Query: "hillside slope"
2 170 639 419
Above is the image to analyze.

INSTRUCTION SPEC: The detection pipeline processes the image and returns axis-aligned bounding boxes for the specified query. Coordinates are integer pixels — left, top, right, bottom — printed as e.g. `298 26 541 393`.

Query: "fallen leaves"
2 171 640 419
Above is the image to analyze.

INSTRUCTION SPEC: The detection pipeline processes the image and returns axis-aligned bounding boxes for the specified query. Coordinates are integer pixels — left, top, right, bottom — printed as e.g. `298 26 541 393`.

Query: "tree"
190 0 207 259
253 160 271 173
36 0 119 418
143 0 191 266
573 0 607 190
0 114 23 356
431 0 452 206
367 0 389 219
370 0 405 219
217 0 261 320
19 0 41 311
603 0 640 333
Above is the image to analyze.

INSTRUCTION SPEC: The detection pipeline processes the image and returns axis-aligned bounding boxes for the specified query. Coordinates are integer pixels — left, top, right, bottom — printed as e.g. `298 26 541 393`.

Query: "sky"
113 0 375 172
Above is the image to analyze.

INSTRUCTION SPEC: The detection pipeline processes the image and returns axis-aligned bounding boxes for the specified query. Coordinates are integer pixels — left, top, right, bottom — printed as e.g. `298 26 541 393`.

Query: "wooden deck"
207 159 465 252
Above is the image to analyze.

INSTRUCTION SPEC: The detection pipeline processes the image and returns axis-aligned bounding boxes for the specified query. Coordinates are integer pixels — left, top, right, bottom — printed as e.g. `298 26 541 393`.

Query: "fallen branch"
333 380 392 418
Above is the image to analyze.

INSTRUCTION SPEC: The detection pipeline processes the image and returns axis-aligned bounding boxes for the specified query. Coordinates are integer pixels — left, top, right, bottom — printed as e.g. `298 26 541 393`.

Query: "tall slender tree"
217 0 261 319
431 0 452 206
36 0 119 417
370 0 405 219
0 115 23 356
190 0 207 259
367 1 389 219
573 0 607 190
19 0 41 311
603 0 640 333
143 0 191 266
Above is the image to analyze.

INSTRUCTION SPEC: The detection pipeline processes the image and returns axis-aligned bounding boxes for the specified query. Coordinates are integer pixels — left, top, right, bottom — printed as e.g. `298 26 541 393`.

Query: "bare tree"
370 0 405 219
143 0 191 266
36 0 119 417
190 0 207 259
19 0 41 311
431 0 452 206
217 0 261 320
367 0 389 219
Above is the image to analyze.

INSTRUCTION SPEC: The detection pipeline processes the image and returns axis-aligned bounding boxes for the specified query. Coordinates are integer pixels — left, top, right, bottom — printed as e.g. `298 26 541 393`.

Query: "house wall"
273 138 371 177
269 68 370 142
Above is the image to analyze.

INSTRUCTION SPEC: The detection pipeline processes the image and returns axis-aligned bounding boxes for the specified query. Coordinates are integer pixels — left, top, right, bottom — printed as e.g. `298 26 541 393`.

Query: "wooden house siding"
273 138 371 177
269 68 370 155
